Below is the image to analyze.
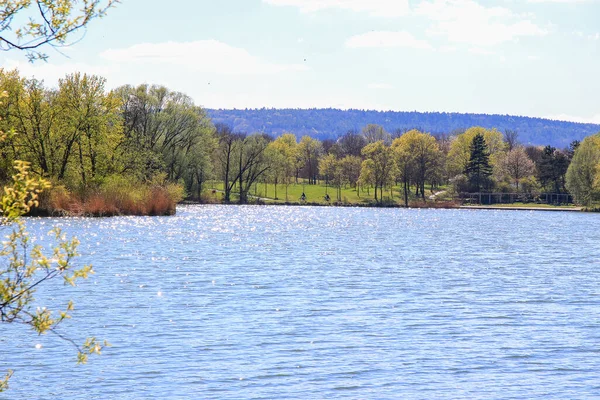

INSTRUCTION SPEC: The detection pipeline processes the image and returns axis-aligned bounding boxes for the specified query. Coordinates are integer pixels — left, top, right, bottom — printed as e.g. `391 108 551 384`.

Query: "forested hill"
207 108 600 148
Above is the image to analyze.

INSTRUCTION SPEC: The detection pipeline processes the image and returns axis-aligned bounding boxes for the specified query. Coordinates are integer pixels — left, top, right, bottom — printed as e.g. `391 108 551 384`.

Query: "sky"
1 0 599 123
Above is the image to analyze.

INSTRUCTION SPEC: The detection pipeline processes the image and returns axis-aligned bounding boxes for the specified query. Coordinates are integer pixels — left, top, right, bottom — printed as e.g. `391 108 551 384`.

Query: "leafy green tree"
392 130 441 205
0 0 117 61
318 153 344 201
185 133 217 200
116 84 214 183
298 136 323 184
358 159 375 197
264 144 285 199
235 134 271 204
465 133 493 192
55 73 123 186
392 135 414 207
361 141 396 203
566 134 600 206
0 72 63 178
447 127 506 178
339 155 362 195
267 133 298 201
319 153 337 187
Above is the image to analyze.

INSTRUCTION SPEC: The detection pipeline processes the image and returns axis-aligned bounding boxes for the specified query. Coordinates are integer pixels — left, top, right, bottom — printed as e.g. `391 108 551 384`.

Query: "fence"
459 192 574 205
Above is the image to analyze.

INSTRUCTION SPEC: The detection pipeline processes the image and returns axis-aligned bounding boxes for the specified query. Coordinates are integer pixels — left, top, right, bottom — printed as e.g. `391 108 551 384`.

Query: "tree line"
2 69 599 209
211 122 586 207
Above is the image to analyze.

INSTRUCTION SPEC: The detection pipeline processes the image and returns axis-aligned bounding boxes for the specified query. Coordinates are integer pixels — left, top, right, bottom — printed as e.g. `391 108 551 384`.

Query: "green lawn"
204 180 436 206
202 181 579 210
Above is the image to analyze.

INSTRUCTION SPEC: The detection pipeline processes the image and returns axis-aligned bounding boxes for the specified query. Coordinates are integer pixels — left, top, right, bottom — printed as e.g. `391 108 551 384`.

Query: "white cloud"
545 114 600 124
266 0 548 50
415 0 547 47
101 40 308 75
468 47 496 55
367 83 393 89
0 40 311 110
263 0 410 17
439 45 457 52
1 59 115 85
346 31 432 49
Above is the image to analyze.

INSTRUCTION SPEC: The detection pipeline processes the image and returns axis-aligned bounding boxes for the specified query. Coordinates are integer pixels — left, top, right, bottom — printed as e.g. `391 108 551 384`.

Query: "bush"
34 175 185 216
449 174 469 195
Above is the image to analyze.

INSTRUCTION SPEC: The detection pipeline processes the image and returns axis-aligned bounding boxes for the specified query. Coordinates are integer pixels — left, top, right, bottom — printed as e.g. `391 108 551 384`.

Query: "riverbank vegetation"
0 71 196 215
2 69 600 212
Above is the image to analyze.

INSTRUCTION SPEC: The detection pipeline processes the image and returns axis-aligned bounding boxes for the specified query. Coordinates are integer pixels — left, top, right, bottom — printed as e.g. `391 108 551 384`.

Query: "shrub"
31 175 185 216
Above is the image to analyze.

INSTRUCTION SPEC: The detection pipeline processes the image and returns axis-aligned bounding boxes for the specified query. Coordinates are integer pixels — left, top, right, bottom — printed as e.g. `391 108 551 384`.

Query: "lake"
2 205 600 399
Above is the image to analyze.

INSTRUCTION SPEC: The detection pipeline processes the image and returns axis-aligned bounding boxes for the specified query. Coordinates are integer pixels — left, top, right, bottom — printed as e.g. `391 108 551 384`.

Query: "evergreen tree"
465 133 493 192
537 145 569 193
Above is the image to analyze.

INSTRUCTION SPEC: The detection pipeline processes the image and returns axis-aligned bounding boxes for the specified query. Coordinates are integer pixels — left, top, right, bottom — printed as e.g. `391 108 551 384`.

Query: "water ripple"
2 205 600 399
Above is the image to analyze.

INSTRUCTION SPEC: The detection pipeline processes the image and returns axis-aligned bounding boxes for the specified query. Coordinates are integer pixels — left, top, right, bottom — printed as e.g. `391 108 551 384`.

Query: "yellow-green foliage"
1 0 117 62
447 127 506 177
566 134 600 206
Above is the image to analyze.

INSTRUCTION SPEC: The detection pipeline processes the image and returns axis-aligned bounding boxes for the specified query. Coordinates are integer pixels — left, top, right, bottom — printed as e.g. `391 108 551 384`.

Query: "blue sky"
2 0 599 122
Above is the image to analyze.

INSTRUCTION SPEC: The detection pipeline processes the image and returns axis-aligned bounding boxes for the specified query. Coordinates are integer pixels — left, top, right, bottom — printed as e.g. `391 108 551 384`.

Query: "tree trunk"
403 176 409 208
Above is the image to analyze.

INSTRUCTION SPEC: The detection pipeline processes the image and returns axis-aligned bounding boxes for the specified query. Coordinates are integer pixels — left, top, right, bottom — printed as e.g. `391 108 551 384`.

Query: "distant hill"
207 108 600 148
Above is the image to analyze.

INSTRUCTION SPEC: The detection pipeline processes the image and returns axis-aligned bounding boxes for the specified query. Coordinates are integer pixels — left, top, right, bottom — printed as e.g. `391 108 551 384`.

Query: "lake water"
2 205 600 399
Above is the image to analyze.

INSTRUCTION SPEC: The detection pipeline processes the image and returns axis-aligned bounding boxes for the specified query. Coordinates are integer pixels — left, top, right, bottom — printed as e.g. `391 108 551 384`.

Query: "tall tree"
537 145 569 193
567 140 580 161
235 134 271 204
566 134 600 205
56 73 122 186
503 129 519 151
361 124 391 145
447 127 506 178
266 133 297 201
185 132 217 200
391 130 440 205
465 133 493 192
116 84 214 182
298 136 323 184
500 146 535 191
361 141 396 203
337 130 367 157
215 124 243 202
339 155 362 195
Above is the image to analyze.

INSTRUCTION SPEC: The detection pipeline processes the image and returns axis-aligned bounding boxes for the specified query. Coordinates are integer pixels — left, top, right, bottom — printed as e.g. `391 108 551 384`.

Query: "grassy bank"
203 181 456 207
202 181 582 211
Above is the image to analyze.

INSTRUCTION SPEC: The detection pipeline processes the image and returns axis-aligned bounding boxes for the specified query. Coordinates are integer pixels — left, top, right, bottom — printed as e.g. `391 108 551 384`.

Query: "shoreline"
180 201 584 212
